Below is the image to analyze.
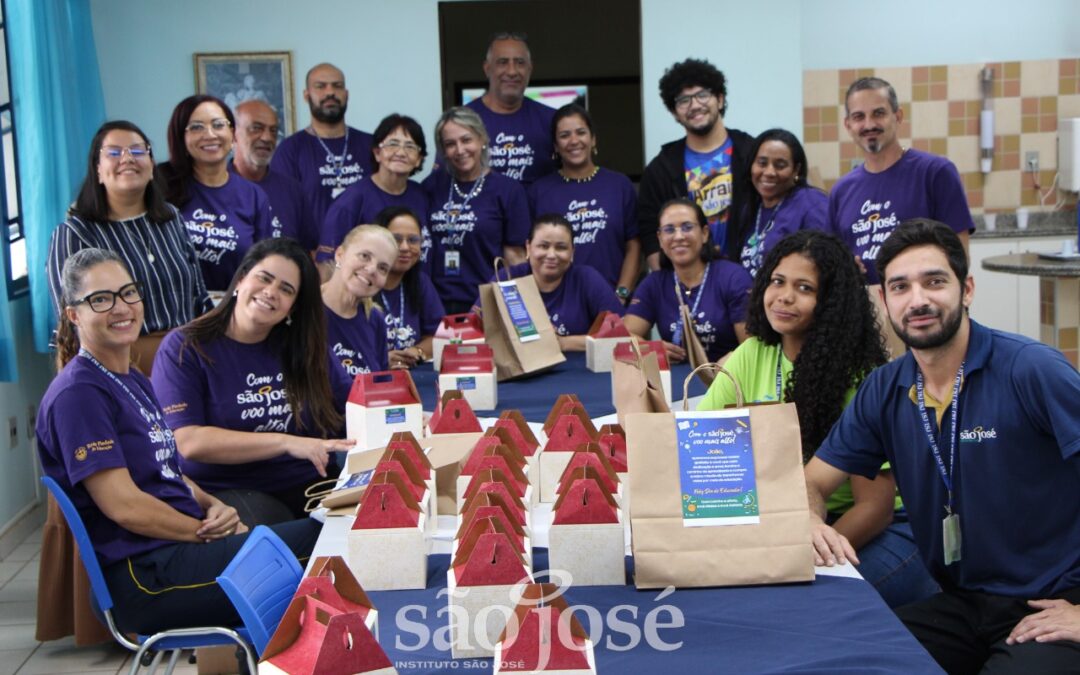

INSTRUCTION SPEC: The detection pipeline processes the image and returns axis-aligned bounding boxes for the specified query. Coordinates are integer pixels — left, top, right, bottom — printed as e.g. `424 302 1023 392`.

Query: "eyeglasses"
70 282 143 313
674 90 714 110
185 119 231 134
100 144 151 160
659 222 700 236
246 122 283 139
380 140 421 155
392 233 423 246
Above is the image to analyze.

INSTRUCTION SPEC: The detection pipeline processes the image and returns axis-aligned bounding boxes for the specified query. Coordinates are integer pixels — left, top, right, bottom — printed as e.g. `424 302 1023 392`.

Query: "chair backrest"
216 525 304 655
40 476 114 613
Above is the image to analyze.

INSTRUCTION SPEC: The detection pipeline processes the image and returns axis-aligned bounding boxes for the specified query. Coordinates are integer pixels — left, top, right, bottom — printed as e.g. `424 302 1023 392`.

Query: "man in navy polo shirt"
805 219 1080 673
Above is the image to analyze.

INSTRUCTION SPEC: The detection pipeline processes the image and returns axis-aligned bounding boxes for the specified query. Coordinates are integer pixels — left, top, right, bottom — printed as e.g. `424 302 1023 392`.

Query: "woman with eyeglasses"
151 238 354 526
47 120 212 375
424 106 531 314
318 114 431 276
624 198 752 364
38 248 319 635
374 206 445 369
527 103 640 300
159 95 275 293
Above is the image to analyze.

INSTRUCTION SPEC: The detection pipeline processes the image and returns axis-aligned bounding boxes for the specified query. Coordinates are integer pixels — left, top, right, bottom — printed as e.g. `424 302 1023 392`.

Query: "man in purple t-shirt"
829 77 974 285
465 32 555 185
231 100 315 249
271 63 374 238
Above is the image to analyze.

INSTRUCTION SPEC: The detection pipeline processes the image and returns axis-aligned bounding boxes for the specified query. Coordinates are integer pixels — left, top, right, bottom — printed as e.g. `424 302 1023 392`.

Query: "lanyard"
312 126 350 189
444 174 485 251
78 348 179 459
775 351 784 401
381 285 407 350
741 197 785 275
672 264 710 346
915 363 964 514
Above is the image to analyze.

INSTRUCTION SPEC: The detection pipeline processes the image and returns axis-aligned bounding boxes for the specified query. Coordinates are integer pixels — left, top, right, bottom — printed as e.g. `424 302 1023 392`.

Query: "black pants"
895 585 1080 674
214 459 342 526
103 518 320 635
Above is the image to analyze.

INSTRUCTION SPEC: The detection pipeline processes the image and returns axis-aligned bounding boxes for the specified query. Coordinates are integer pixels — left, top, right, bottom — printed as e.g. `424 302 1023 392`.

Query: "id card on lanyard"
916 363 964 565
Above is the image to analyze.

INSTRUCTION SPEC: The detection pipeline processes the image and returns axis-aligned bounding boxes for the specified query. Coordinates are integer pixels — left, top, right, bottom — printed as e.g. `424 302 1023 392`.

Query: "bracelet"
414 346 425 363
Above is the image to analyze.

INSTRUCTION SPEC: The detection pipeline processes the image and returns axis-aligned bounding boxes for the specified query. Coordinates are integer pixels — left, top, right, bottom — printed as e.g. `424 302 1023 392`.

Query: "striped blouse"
47 206 213 333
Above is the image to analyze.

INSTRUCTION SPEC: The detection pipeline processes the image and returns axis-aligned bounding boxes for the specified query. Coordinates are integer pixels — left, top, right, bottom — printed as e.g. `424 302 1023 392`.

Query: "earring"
286 315 293 326
592 146 598 156
232 289 239 297
334 261 341 269
551 151 558 161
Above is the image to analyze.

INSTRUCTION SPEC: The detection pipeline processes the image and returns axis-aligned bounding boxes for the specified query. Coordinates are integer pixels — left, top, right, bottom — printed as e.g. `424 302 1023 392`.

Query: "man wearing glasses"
466 32 555 185
230 100 314 251
638 58 755 271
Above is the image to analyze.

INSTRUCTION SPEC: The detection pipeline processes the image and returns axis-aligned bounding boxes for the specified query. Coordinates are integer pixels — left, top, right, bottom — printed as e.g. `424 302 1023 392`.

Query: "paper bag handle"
492 256 509 280
682 363 743 410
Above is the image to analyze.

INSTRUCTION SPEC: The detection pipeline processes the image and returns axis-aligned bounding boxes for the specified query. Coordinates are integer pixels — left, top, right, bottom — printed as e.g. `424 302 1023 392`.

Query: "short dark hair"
160 94 236 207
71 120 173 223
875 218 969 283
844 77 899 115
657 197 713 269
484 31 530 60
371 113 427 176
659 58 727 116
374 205 423 308
529 213 574 243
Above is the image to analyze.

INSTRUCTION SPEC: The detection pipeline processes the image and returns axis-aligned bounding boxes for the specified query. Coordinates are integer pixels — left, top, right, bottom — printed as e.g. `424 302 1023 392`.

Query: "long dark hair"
657 197 713 270
71 121 174 223
726 128 817 260
179 238 342 436
54 248 131 371
745 230 888 460
159 94 236 208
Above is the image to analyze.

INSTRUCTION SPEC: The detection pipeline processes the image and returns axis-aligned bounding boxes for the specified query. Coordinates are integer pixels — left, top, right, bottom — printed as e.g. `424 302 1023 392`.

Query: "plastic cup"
1016 208 1029 230
983 213 997 231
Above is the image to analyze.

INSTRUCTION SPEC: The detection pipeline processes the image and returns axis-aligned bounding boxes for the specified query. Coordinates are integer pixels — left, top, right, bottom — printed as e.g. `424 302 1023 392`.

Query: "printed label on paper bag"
497 280 540 343
385 407 407 424
456 376 477 390
339 470 373 491
675 410 760 527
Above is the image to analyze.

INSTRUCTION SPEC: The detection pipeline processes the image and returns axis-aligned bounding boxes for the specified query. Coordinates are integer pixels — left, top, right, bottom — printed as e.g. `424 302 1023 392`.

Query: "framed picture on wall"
194 51 295 134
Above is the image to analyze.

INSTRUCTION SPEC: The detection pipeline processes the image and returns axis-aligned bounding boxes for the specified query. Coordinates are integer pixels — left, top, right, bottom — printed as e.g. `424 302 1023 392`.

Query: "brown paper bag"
478 258 566 381
612 337 669 427
625 366 814 589
677 299 714 386
867 284 906 360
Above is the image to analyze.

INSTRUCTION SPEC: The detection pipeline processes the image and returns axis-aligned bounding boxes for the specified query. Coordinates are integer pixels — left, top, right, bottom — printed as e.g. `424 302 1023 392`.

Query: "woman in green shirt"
698 230 938 607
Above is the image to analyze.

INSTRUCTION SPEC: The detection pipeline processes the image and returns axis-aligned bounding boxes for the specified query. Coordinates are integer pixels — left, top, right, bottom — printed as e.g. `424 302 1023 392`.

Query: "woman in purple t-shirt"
158 95 274 292
40 248 318 634
322 225 397 374
625 198 752 363
152 238 353 524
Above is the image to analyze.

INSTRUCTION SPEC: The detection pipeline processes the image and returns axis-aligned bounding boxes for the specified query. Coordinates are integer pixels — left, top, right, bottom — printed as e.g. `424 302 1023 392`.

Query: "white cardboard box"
585 335 631 373
548 519 625 587
538 451 574 503
346 519 428 591
346 372 424 451
447 572 533 659
438 371 497 411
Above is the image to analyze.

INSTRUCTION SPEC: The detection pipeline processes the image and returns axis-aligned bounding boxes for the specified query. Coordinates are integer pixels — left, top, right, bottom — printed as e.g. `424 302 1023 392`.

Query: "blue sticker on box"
675 410 760 527
456 376 477 390
385 407 407 424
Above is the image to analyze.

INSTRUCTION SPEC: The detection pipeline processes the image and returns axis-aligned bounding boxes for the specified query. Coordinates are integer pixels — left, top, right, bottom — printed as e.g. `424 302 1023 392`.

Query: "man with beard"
271 63 373 235
229 101 315 250
466 32 555 185
805 219 1080 673
638 58 754 271
829 77 973 285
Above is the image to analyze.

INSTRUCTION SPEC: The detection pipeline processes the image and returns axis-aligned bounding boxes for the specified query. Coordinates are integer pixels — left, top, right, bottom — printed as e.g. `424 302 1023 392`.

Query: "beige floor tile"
2 546 37 565
0 624 38 651
11 564 37 585
0 648 34 675
15 640 128 675
0 563 25 588
0 602 36 627
0 581 36 605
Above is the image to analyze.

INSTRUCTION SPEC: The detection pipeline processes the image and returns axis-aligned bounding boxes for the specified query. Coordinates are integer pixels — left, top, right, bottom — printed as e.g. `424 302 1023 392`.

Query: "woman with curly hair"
697 230 938 607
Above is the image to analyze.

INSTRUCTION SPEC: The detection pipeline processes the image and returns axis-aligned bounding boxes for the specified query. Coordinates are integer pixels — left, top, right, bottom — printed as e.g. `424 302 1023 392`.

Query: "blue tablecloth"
368 550 943 674
413 352 707 422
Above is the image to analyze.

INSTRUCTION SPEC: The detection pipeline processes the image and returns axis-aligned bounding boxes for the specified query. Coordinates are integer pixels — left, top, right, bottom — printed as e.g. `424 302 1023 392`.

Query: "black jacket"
637 128 756 257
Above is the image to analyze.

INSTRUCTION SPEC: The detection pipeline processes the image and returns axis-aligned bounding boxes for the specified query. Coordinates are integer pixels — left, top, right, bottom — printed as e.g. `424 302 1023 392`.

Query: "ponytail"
54 313 80 372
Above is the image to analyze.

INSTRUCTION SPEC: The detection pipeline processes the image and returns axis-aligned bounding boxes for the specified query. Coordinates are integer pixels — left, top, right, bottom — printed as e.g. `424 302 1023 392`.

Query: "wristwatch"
616 286 630 301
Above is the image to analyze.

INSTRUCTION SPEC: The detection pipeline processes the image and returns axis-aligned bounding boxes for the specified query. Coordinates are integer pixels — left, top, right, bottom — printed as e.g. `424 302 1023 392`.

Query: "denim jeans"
856 519 940 608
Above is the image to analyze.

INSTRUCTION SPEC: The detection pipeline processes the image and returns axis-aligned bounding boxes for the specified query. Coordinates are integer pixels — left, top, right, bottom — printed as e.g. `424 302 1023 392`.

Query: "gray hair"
434 106 490 174
60 248 127 306
844 77 900 115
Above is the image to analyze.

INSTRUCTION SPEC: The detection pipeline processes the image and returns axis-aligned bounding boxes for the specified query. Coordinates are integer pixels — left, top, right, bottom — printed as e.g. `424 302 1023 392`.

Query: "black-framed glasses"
674 90 714 110
100 144 151 160
70 282 144 313
185 119 231 134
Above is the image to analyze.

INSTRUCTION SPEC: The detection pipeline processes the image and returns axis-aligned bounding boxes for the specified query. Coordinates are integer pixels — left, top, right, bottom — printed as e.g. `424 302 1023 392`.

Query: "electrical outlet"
8 416 17 449
1025 151 1040 173
26 404 36 441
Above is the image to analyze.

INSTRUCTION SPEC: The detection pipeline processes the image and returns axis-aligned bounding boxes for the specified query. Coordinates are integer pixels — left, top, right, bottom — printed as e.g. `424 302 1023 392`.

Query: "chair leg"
162 648 182 675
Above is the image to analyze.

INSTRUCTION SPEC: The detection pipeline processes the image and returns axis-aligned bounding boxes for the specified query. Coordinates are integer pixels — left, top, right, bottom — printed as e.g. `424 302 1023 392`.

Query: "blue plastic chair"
41 476 258 675
216 525 304 656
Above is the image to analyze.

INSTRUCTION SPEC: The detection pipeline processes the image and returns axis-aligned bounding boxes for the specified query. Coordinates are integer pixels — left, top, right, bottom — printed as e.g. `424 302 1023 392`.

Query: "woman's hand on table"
662 340 687 364
284 436 355 476
389 347 423 369
197 500 243 542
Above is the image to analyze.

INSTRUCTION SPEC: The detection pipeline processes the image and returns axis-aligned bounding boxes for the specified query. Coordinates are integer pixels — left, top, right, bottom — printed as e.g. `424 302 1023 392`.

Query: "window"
0 0 25 297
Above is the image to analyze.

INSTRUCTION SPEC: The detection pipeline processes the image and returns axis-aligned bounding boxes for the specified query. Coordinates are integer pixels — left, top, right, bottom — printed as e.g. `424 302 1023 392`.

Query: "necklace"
558 166 600 183
128 216 156 264
310 126 351 198
451 173 486 201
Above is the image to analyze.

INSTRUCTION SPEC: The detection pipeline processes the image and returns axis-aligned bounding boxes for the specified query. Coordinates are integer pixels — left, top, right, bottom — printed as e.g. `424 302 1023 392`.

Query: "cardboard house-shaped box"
460 468 532 536
584 311 632 373
347 472 427 591
538 405 598 503
457 436 532 512
346 371 423 451
300 556 379 639
432 313 485 370
428 390 484 435
548 467 625 587
438 343 497 411
493 583 596 674
455 490 532 568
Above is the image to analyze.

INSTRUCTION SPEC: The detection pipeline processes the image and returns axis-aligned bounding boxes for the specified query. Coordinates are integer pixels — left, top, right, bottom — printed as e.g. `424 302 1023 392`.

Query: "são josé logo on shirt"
959 425 998 443
850 199 901 263
489 132 535 181
332 342 371 377
668 312 717 348
431 199 478 247
185 208 239 263
565 199 609 245
236 371 293 432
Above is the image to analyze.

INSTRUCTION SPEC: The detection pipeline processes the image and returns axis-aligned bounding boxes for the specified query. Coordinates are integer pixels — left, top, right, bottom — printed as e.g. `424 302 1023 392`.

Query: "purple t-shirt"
326 305 389 376
528 168 639 287
180 175 274 291
466 97 556 185
626 261 752 361
738 186 829 277
491 262 624 336
379 272 446 350
270 126 375 233
317 178 431 265
423 170 531 306
36 357 203 565
828 148 974 285
151 330 352 492
229 162 314 250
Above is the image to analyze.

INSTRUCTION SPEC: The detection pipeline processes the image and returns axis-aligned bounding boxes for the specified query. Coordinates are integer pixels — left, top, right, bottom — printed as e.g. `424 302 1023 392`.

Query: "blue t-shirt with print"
684 137 734 253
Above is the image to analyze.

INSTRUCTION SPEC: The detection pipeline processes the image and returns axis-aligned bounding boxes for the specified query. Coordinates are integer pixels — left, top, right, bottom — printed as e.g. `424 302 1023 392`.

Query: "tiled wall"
803 59 1080 213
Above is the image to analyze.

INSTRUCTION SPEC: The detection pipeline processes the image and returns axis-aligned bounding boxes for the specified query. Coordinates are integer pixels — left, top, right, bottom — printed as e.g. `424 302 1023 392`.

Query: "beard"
890 302 964 350
310 96 346 124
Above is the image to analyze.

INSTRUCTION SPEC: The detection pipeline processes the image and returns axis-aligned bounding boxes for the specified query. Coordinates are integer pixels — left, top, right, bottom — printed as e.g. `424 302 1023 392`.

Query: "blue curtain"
8 0 106 354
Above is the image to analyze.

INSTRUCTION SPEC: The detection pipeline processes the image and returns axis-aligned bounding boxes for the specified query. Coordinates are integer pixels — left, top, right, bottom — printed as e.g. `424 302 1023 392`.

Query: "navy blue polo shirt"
816 320 1080 598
